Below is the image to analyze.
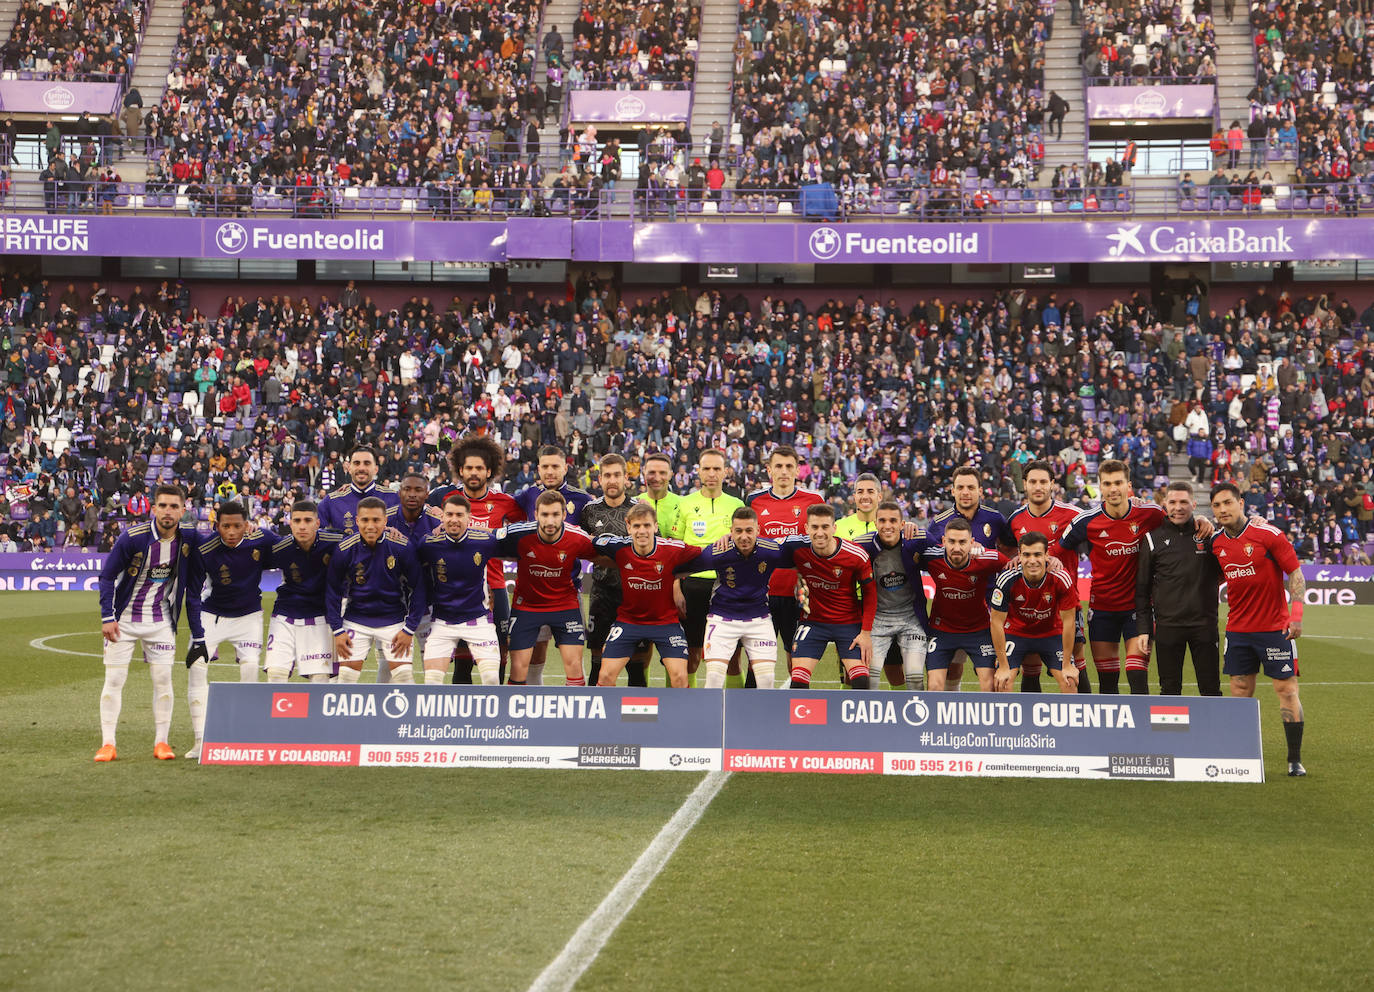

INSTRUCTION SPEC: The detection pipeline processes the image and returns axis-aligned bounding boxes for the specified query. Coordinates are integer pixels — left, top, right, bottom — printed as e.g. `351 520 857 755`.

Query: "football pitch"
2 592 1371 991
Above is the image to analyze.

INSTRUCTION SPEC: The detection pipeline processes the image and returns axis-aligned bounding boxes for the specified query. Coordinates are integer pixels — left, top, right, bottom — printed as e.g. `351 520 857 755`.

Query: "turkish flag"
789 699 827 725
270 692 309 719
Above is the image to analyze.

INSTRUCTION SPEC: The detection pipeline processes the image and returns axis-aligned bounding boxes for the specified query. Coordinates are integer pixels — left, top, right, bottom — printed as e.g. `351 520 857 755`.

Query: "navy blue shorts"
1005 635 1067 672
1224 631 1299 680
508 608 585 651
1088 608 1138 644
926 630 997 671
604 621 688 660
793 621 864 663
490 586 511 650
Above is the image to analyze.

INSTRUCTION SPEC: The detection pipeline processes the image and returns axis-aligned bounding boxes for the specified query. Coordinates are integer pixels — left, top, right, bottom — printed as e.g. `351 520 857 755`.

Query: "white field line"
527 771 731 992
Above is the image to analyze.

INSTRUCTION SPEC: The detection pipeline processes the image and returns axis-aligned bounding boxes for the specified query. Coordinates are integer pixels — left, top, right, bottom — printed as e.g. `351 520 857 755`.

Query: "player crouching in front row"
989 533 1081 695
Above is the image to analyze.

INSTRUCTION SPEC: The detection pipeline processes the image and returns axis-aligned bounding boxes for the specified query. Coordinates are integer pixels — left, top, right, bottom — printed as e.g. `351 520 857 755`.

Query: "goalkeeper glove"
185 640 208 669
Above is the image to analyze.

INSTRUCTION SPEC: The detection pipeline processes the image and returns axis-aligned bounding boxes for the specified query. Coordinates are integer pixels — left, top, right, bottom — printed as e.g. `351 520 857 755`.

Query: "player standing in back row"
1008 460 1091 693
1059 459 1209 694
746 445 824 684
1207 483 1309 776
582 453 651 688
94 484 197 763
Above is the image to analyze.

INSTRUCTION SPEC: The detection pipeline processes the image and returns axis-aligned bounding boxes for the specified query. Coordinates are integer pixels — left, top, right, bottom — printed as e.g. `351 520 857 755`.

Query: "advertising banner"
199 684 724 770
1086 84 1215 119
569 91 691 123
2 214 1371 264
0 550 106 591
721 690 1264 782
0 79 121 114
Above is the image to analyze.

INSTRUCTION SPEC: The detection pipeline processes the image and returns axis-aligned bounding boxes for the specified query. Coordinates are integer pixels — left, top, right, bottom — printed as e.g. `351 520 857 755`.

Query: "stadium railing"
12 179 1374 221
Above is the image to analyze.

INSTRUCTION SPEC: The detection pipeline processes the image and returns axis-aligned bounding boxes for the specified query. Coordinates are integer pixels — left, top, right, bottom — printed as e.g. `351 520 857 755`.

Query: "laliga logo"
42 85 76 111
215 221 249 255
1106 224 1146 257
809 226 842 260
901 697 931 727
382 689 409 719
614 95 647 120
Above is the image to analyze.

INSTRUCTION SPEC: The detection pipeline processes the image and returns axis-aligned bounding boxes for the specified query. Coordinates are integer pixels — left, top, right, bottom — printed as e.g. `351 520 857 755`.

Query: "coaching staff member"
1135 481 1223 695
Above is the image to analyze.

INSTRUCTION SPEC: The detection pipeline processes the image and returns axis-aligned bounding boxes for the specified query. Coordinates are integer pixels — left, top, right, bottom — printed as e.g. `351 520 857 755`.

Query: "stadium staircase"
532 0 582 172
117 0 188 183
0 0 24 37
1212 13 1257 132
688 0 738 163
1040 0 1087 179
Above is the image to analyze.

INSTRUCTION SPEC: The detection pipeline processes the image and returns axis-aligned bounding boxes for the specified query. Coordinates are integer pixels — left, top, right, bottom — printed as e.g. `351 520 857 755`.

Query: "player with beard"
581 454 652 687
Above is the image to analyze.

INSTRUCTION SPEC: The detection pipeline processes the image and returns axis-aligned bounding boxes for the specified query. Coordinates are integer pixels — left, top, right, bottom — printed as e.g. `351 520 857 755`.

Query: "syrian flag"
620 697 660 722
1149 705 1190 731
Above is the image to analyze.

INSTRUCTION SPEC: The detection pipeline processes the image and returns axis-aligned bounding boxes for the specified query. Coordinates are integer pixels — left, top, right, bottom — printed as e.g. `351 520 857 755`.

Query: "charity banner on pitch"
199 684 724 770
721 691 1265 782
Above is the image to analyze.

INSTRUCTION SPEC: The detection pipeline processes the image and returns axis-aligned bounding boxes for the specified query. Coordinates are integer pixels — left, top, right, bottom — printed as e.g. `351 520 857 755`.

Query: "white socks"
527 661 545 685
99 665 129 746
239 660 258 683
476 659 501 685
337 667 361 684
869 665 884 689
703 660 728 689
187 659 209 743
389 665 414 684
309 673 329 683
424 668 446 685
750 661 775 690
266 667 290 683
905 656 926 691
150 664 173 744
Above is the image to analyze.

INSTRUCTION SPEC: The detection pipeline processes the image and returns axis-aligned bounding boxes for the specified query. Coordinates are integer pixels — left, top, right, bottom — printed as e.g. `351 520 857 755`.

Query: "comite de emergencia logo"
215 221 249 255
809 226 843 260
1106 224 1146 257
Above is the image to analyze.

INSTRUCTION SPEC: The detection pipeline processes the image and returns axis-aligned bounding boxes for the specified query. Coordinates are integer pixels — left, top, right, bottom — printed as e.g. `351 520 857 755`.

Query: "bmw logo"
808 226 842 260
215 221 249 255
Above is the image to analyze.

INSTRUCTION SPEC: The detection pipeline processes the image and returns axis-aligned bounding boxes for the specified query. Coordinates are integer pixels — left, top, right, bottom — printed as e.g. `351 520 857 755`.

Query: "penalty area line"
527 770 730 992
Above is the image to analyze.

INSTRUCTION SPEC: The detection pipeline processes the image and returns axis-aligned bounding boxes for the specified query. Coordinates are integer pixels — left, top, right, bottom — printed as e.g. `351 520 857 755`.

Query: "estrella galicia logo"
1106 224 1146 257
215 221 249 255
613 95 647 120
808 226 842 260
901 696 931 727
381 689 409 719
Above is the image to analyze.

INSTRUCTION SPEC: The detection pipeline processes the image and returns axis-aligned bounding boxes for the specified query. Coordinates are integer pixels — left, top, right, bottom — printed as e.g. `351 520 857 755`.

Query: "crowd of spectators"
1 0 142 80
730 0 1055 204
2 268 1372 564
147 0 543 203
553 0 699 89
1249 2 1374 183
1080 0 1217 83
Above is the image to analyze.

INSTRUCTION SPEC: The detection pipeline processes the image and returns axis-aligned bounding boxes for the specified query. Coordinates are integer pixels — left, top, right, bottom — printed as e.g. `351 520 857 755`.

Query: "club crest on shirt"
252 548 261 560
833 567 842 577
473 552 483 566
1129 523 1139 534
182 545 190 557
436 560 448 583
984 524 991 537
758 561 767 573
1244 543 1253 556
386 555 396 570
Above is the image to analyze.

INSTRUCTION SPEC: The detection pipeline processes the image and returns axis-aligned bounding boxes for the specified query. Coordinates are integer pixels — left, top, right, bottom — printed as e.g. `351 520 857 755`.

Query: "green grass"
3 594 1372 990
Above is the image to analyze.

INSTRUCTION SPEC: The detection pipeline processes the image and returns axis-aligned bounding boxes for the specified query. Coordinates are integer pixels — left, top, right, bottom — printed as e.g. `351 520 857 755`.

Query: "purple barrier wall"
0 80 121 114
0 215 1369 264
569 91 691 123
1086 84 1215 119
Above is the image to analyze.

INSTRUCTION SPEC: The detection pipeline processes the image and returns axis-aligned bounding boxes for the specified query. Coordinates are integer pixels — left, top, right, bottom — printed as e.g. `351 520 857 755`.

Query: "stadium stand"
1080 0 1218 82
2 274 1372 565
728 0 1057 210
146 0 544 205
2 0 144 80
564 0 700 86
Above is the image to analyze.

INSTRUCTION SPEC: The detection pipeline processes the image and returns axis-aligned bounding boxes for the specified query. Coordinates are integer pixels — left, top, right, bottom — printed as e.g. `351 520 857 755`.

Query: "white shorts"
265 615 335 677
104 618 177 666
871 616 928 669
204 611 264 662
424 617 500 665
704 614 778 663
343 621 410 666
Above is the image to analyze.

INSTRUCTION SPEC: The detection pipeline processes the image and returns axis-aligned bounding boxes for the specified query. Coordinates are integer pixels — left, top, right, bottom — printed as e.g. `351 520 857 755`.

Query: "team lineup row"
92 437 1310 775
